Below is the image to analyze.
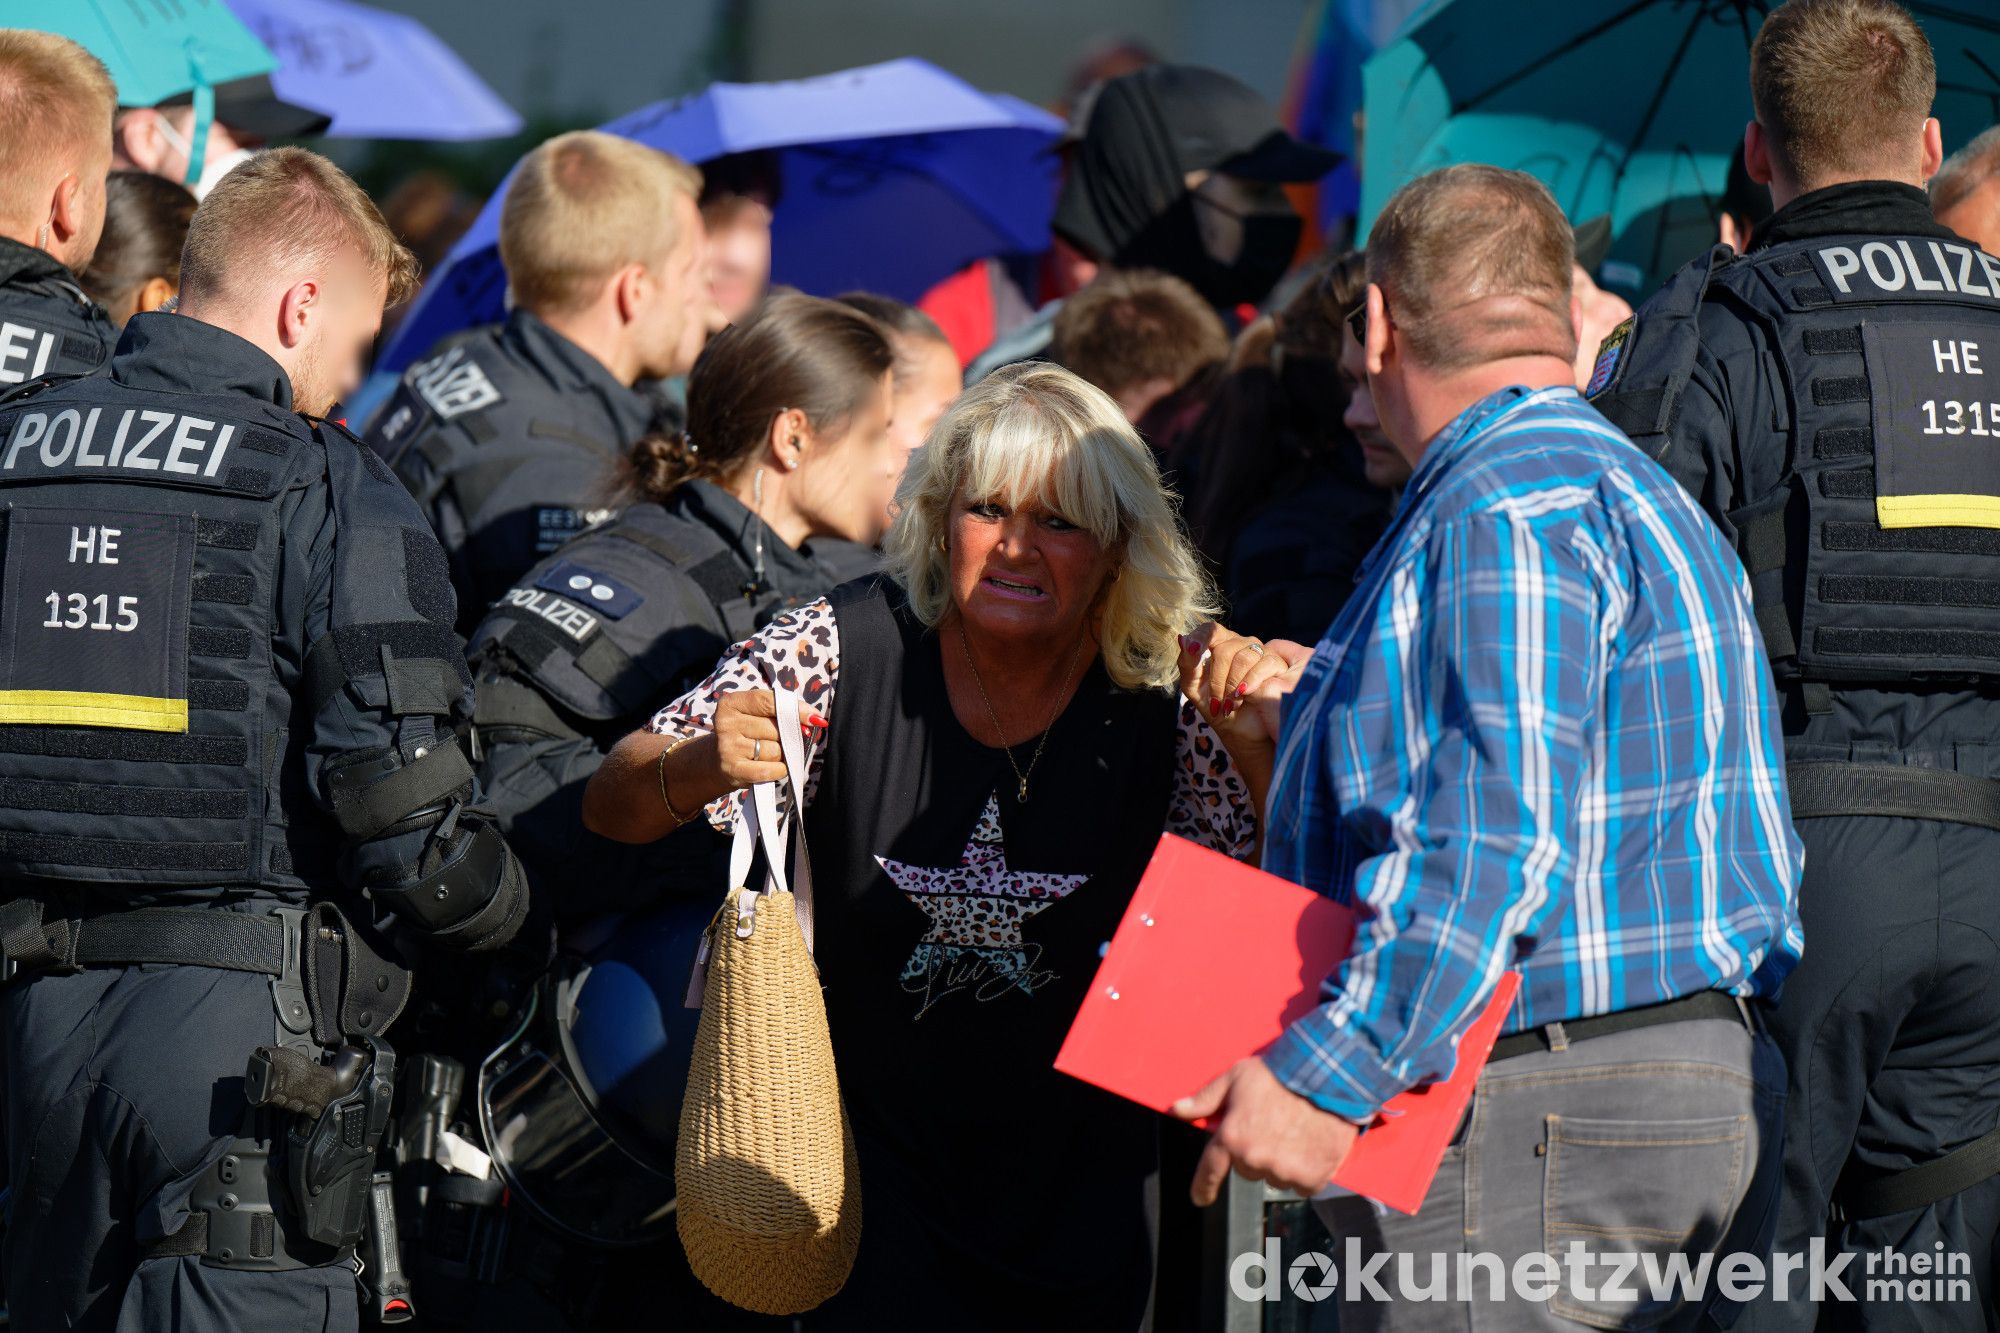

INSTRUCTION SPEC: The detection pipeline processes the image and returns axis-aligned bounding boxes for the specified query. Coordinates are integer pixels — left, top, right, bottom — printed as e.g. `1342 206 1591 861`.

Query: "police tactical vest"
1602 234 2000 688
0 379 342 891
0 270 116 384
368 325 627 566
466 502 805 743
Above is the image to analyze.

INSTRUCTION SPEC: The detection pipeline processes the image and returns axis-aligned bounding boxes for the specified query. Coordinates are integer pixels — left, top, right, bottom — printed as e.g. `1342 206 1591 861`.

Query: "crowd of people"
0 0 1997 1330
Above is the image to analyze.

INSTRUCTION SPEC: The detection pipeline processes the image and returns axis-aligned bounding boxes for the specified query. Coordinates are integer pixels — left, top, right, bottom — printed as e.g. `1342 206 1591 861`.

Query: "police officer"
1589 0 2000 1317
0 31 118 384
367 131 708 634
0 148 527 1332
466 293 896 922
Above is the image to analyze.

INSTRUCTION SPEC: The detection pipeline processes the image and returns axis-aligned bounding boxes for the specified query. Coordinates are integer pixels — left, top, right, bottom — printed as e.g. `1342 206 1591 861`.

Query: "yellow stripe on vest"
0 690 189 733
1877 494 2000 529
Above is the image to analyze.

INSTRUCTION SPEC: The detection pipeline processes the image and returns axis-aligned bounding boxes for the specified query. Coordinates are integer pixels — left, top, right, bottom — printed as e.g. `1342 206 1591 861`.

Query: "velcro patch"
411 347 502 420
0 509 195 731
534 561 642 619
1585 316 1634 399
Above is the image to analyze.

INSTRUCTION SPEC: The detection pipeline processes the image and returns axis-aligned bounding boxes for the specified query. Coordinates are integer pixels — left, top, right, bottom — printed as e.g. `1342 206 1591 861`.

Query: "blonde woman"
585 362 1297 1330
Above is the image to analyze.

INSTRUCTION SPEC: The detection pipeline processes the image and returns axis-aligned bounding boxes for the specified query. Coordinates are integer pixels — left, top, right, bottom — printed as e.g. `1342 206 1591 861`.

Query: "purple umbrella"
224 0 520 141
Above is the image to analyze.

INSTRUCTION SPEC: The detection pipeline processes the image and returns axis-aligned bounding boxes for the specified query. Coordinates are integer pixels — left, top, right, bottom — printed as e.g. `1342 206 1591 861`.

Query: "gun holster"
254 1038 399 1250
154 1038 398 1272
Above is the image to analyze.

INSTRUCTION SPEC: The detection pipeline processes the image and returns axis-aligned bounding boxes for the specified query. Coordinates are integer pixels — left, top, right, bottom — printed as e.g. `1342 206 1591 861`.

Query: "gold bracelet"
656 733 702 826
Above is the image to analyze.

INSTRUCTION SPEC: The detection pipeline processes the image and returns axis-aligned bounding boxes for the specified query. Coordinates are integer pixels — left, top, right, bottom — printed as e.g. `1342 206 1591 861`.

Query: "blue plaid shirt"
1261 385 1804 1123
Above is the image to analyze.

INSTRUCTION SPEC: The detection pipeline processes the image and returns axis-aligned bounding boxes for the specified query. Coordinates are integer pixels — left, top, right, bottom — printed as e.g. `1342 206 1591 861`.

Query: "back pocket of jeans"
1542 1113 1750 1330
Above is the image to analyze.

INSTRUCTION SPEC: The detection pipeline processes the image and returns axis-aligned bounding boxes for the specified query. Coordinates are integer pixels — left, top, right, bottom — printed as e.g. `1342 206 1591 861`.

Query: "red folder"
1055 833 1521 1215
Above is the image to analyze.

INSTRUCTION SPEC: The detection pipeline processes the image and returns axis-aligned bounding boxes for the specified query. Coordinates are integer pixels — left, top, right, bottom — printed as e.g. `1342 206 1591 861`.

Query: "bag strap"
726 688 818 953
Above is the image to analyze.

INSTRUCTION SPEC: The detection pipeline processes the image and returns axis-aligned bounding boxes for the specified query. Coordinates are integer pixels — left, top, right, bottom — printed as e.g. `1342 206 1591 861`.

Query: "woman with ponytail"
462 292 897 922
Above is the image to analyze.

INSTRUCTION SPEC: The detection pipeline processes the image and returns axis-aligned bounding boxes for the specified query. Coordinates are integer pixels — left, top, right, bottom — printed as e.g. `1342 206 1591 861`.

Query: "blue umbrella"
376 57 1065 376
1360 0 2000 297
223 0 521 141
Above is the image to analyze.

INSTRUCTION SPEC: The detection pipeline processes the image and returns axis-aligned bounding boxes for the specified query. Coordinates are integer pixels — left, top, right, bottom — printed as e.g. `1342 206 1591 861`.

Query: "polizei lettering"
1 408 236 479
500 586 599 641
1817 239 2000 302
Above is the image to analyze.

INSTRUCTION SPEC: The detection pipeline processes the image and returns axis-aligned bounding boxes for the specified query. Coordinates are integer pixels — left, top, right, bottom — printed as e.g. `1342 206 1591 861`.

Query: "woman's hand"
1178 625 1313 747
582 694 825 845
1179 627 1315 858
713 689 827 790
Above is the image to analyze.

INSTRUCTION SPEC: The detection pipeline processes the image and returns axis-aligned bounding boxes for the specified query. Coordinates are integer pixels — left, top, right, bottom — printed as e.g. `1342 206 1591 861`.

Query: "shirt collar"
109 311 294 409
503 308 655 441
1753 180 1953 250
672 478 830 590
1344 385 1572 589
1399 383 1564 506
0 234 81 290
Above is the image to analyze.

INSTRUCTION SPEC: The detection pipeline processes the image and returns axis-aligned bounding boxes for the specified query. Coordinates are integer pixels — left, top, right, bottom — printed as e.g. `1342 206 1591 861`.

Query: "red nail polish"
1234 683 1250 697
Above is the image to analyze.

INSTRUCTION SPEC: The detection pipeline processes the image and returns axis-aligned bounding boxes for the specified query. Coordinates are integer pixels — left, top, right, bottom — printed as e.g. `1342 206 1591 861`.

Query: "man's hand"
1174 1057 1362 1206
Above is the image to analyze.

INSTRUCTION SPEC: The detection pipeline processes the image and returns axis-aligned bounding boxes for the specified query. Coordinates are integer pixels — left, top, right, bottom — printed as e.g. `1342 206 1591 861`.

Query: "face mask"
152 115 253 201
1121 192 1301 310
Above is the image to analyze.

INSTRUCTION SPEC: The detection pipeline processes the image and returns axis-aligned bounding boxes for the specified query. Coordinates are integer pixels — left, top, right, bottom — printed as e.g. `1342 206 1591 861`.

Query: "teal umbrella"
1360 0 2000 298
2 0 276 181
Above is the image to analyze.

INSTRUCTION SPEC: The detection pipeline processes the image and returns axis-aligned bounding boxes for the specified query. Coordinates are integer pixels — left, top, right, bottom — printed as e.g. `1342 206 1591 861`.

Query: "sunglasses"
1345 299 1367 347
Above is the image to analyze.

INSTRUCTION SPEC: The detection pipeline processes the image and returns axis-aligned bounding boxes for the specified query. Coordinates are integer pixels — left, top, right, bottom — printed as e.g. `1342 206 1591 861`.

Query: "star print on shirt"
877 793 1090 1018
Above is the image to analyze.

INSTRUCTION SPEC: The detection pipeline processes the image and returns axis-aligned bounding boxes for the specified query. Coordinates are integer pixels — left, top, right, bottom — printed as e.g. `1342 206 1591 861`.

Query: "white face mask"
152 114 254 200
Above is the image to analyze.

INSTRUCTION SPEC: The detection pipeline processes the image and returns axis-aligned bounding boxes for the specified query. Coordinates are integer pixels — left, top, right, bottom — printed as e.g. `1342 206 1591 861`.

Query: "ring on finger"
752 738 763 761
1243 641 1265 657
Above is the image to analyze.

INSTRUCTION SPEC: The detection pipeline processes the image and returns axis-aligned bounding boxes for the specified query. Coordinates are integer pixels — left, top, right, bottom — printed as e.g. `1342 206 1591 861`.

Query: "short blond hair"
180 148 418 309
883 362 1219 691
1367 164 1575 372
500 130 702 315
0 30 115 229
1752 0 1935 188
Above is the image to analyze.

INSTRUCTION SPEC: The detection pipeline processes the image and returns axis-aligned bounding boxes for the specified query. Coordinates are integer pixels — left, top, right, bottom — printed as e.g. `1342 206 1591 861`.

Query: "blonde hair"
500 130 702 315
180 147 419 308
1751 0 1935 189
883 362 1219 690
1367 164 1576 372
0 30 115 231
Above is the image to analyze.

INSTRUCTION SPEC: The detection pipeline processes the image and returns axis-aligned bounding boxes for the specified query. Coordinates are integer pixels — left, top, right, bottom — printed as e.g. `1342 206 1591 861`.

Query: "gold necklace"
957 624 1088 804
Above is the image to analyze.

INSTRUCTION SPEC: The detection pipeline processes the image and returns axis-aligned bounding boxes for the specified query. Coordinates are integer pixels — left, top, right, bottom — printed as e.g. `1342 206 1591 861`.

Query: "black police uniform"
465 477 835 922
391 480 831 1333
364 310 654 635
0 234 116 383
0 313 528 1333
1590 181 2000 1324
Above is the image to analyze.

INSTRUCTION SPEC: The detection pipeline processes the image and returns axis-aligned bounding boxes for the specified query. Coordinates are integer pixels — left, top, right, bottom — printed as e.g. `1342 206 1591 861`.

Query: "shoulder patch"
534 560 642 619
410 346 502 420
1585 316 1634 399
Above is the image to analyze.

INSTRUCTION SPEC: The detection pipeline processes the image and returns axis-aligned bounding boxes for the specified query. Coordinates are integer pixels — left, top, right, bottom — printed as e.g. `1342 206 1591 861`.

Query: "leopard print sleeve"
645 597 841 832
1166 698 1257 859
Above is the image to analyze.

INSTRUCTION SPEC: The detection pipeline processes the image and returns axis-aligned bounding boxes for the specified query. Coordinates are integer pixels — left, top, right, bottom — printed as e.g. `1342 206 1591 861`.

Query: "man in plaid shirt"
1178 165 1804 1329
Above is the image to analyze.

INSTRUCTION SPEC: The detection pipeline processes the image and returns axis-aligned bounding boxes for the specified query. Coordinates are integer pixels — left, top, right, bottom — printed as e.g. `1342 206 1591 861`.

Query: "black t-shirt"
800 578 1178 1331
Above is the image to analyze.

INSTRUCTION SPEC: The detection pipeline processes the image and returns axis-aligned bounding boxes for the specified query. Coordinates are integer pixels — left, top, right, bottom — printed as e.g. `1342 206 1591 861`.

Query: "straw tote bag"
676 688 861 1314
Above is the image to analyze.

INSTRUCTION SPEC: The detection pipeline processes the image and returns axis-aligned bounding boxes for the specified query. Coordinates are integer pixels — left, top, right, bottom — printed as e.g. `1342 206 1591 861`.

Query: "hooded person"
1052 64 1338 310
964 63 1339 384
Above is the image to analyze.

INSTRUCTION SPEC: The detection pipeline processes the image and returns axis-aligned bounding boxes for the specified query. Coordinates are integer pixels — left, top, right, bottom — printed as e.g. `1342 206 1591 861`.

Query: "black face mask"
1116 192 1301 310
